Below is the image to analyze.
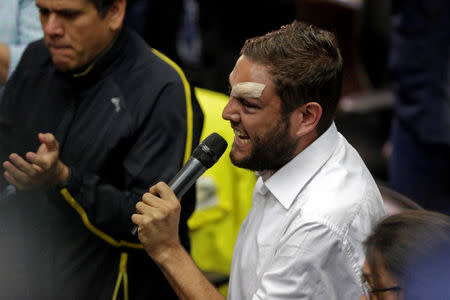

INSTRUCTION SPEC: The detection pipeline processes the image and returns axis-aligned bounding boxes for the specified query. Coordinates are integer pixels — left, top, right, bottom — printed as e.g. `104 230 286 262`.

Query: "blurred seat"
376 180 423 215
338 88 393 114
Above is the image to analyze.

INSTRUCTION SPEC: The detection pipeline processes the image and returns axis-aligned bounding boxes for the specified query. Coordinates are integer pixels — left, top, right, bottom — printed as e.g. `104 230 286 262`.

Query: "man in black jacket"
0 0 203 298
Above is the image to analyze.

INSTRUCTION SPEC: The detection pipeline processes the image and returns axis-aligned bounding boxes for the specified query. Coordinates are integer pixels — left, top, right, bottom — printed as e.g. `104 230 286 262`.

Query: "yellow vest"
189 87 256 276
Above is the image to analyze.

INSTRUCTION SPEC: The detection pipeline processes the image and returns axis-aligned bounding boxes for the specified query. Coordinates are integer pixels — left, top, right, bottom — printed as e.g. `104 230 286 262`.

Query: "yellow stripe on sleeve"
151 48 194 164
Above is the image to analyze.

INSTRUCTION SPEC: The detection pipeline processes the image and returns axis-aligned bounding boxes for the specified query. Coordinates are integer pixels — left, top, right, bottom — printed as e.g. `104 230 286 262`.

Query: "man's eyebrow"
35 4 82 14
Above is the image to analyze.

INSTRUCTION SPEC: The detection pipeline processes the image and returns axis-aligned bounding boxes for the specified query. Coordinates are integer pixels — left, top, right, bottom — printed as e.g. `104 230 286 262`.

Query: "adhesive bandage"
230 82 266 99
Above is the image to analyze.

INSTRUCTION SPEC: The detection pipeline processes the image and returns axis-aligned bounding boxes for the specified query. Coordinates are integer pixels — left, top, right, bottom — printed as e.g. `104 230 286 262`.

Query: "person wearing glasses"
359 210 450 300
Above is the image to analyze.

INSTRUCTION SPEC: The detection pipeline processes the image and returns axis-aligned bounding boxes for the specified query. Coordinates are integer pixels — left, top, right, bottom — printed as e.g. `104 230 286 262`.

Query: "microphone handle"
169 157 207 198
131 157 207 236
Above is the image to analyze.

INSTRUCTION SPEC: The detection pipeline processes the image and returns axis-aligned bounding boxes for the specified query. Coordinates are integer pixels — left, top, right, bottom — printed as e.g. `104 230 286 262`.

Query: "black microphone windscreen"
192 133 228 168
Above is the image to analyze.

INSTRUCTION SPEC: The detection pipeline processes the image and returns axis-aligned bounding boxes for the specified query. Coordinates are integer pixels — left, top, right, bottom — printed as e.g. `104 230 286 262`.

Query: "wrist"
56 162 70 188
150 242 184 265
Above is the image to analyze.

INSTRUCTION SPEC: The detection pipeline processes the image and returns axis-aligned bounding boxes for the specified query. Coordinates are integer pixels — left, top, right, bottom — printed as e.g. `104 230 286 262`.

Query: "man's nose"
222 97 241 123
43 14 64 37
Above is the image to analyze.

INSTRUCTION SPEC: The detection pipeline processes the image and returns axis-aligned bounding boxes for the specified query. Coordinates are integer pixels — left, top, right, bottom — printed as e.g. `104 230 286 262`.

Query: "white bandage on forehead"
230 82 266 99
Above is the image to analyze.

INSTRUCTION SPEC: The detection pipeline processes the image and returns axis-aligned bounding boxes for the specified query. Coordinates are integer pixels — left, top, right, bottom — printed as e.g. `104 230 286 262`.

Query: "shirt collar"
263 122 340 209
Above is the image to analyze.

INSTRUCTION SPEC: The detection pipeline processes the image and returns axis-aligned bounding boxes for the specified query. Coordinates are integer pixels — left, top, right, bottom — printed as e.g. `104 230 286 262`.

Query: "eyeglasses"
362 275 402 299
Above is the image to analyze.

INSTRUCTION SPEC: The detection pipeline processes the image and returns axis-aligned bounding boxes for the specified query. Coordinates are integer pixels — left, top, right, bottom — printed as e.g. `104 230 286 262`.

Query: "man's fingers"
131 214 152 243
131 212 162 227
131 213 145 226
141 192 163 207
38 133 58 151
32 163 45 173
7 154 40 176
3 160 34 185
135 201 152 214
136 201 169 218
3 171 30 190
149 181 178 203
142 187 175 208
26 152 51 170
135 200 175 224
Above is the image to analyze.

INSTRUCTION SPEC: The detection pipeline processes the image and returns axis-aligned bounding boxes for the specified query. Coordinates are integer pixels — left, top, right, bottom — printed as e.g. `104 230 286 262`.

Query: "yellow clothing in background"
189 87 256 276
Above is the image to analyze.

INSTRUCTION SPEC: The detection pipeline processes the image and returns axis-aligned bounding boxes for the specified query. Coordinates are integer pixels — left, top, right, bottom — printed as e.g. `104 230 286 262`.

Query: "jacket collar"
58 28 127 87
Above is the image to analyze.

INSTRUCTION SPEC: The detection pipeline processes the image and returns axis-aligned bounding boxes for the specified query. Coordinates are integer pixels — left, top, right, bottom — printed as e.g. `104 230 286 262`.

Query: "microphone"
131 132 228 235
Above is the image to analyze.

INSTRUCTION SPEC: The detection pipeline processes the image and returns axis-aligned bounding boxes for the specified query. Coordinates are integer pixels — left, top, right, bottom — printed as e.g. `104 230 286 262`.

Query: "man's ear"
290 102 322 138
107 0 126 31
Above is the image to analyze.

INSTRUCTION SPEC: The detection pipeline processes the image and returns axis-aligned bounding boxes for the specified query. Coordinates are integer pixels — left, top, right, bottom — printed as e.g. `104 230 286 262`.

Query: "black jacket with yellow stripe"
0 27 203 299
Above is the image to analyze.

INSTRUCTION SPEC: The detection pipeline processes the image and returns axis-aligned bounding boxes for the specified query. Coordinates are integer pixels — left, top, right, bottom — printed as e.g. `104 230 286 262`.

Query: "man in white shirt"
132 21 386 299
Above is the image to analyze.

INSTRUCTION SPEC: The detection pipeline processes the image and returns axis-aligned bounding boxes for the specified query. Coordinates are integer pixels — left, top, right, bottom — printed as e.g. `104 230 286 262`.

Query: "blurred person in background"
388 0 450 214
359 210 450 300
0 0 203 298
124 0 183 64
0 0 42 99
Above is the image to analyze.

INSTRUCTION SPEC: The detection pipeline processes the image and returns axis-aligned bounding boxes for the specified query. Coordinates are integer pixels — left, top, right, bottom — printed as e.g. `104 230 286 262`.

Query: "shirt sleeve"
59 79 198 246
7 0 42 78
252 220 365 300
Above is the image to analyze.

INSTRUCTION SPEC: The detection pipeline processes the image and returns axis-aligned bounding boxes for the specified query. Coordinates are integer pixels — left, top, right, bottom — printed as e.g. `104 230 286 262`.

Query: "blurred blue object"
0 185 16 201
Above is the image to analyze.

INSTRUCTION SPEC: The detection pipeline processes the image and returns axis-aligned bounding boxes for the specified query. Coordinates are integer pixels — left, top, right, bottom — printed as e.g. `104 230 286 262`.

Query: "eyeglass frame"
362 275 402 298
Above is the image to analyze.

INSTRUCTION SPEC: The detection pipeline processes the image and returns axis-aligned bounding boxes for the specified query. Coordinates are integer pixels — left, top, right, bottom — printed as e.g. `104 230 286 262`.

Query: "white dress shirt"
228 123 386 300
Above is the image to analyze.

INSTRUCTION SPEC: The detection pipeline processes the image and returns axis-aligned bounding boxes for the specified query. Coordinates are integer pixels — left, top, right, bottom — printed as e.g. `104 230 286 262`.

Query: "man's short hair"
241 21 343 135
89 0 117 16
365 210 450 290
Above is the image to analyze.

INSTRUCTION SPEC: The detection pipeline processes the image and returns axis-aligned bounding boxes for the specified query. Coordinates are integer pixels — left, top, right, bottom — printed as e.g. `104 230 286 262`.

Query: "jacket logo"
111 97 121 112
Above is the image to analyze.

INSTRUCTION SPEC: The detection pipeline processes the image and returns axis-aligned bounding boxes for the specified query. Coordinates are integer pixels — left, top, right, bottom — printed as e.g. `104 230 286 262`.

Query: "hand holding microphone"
131 133 227 256
132 182 184 259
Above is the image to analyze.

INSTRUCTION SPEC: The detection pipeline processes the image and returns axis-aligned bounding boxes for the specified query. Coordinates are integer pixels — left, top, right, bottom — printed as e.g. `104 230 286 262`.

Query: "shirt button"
258 184 269 195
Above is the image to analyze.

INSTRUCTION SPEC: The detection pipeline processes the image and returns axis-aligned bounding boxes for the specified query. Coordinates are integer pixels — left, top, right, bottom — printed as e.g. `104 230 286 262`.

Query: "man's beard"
230 117 299 172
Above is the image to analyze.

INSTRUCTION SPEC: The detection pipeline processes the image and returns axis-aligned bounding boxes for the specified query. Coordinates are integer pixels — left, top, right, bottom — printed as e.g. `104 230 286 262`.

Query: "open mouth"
234 129 250 146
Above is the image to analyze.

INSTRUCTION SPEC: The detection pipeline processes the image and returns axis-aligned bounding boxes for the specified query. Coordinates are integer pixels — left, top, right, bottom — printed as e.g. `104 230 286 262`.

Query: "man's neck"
258 129 320 182
71 29 122 78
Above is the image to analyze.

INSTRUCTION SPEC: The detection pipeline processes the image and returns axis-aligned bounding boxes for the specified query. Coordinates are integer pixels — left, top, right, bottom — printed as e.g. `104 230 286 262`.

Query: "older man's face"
36 0 122 72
